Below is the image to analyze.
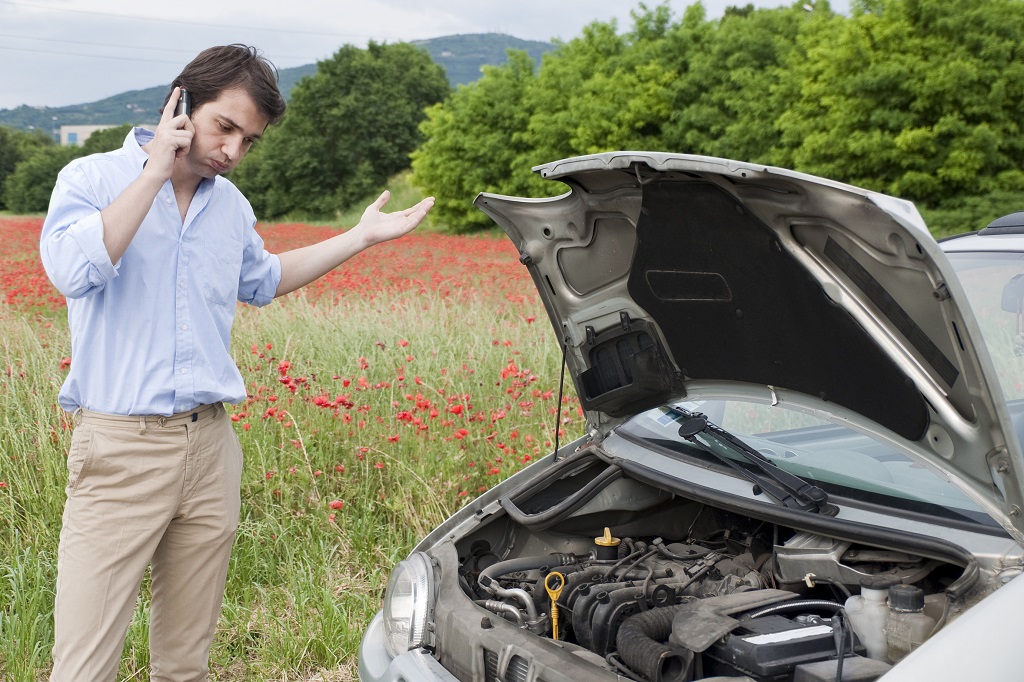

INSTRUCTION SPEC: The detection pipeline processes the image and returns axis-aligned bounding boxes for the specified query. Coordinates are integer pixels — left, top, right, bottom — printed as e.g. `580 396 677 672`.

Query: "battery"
793 656 892 681
703 614 845 681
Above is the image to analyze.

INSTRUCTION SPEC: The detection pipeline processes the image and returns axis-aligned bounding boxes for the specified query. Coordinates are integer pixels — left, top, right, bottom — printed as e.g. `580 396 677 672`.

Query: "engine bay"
444 451 981 682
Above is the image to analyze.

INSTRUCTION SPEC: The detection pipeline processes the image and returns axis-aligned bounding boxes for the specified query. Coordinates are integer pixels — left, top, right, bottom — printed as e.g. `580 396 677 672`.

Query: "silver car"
358 152 1024 681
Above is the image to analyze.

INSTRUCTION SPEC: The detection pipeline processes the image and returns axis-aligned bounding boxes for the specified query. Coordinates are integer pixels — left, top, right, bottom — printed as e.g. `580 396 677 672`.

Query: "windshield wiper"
670 407 835 514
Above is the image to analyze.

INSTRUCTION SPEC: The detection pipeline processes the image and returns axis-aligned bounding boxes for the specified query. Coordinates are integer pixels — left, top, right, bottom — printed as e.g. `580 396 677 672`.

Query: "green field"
0 218 580 680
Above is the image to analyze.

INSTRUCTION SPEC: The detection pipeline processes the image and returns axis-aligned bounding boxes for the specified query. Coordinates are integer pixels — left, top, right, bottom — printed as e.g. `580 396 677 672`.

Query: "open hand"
353 191 435 246
275 191 436 297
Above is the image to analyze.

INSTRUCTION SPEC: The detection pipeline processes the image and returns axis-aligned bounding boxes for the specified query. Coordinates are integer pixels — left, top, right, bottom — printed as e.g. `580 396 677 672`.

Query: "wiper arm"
671 407 834 514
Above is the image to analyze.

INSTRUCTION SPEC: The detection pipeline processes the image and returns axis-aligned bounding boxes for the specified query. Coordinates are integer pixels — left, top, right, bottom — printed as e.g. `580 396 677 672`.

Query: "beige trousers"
50 403 243 682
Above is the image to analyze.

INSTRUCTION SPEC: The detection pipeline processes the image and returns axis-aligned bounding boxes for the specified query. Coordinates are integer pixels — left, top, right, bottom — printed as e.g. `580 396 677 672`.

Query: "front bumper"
358 610 459 682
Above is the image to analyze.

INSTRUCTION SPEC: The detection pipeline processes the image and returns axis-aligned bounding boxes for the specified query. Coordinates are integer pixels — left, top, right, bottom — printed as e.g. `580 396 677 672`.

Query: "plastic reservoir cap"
595 527 621 547
888 584 925 612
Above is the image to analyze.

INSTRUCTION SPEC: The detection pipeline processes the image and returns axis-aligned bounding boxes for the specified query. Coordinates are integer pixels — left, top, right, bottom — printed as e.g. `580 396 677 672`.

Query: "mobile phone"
174 88 191 117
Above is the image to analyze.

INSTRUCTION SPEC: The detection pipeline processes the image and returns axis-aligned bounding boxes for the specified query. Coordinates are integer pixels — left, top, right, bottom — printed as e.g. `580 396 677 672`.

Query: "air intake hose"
616 605 693 682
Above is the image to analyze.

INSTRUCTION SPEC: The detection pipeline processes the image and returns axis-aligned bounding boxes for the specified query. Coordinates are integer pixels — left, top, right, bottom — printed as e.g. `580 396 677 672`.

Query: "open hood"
474 151 1024 537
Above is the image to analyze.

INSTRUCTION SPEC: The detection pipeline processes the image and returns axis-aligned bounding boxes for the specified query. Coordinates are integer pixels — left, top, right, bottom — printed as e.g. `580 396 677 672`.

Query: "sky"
0 0 849 111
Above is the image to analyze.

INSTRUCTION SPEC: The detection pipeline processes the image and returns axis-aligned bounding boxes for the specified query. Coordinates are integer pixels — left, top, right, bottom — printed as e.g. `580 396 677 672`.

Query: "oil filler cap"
594 527 621 561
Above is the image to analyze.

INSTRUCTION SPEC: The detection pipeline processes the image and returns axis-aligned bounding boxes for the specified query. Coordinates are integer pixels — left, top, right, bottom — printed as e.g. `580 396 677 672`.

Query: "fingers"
361 193 434 235
160 87 181 125
354 193 435 245
372 190 391 211
143 86 193 176
159 86 192 133
399 196 435 217
364 191 434 223
403 199 434 230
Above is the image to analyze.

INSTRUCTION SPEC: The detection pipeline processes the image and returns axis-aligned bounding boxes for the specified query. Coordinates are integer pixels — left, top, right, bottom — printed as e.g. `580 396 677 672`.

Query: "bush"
0 126 55 211
2 146 78 214
2 124 130 214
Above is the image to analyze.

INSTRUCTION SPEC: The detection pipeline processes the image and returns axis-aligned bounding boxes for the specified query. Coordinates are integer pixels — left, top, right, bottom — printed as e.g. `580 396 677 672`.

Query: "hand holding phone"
174 88 192 118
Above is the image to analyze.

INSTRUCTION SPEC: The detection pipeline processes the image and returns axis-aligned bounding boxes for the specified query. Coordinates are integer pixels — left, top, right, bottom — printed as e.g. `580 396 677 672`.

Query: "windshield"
614 248 1024 531
946 250 1024 402
619 398 998 529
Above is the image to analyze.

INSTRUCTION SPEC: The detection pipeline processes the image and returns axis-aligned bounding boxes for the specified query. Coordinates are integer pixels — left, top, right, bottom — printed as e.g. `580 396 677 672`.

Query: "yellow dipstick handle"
544 572 565 641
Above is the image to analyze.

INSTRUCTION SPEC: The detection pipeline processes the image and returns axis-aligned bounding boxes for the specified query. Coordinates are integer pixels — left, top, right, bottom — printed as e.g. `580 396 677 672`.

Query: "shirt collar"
128 127 153 171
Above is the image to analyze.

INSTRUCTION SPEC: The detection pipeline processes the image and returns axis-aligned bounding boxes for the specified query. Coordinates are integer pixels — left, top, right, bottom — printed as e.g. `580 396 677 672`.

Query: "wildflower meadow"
0 215 582 680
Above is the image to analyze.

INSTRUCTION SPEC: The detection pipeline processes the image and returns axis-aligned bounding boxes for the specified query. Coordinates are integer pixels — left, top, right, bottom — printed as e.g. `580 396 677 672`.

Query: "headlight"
382 551 436 657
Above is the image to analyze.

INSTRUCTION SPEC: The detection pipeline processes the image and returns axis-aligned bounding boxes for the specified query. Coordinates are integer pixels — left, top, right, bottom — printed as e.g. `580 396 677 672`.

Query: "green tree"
413 5 683 230
2 124 131 214
3 145 78 214
410 0 1024 235
778 0 1024 205
0 126 53 211
232 42 449 219
411 50 540 231
663 2 812 162
79 124 132 154
519 5 678 163
515 19 630 167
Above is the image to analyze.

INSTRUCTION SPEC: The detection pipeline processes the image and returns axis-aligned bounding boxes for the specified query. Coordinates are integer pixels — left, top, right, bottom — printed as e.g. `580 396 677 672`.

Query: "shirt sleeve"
39 162 118 299
237 216 282 308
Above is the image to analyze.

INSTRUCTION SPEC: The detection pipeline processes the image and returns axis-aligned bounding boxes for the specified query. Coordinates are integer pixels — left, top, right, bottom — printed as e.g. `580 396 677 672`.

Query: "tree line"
3 0 1023 236
412 0 1024 234
0 42 450 219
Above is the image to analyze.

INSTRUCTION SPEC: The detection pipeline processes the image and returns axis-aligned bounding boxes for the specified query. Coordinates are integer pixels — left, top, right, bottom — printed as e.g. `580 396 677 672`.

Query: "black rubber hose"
573 578 668 649
655 542 711 561
947 559 979 601
499 464 624 530
740 599 844 620
478 553 583 590
616 605 693 682
497 450 604 505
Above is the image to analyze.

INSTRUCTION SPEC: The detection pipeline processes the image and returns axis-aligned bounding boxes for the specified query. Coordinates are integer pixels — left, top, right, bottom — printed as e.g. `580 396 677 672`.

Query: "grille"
506 654 529 682
482 649 535 682
483 649 500 682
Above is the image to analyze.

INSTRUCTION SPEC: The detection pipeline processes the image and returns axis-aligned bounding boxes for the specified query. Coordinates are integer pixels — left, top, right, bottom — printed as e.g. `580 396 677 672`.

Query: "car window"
946 251 1024 402
619 398 999 529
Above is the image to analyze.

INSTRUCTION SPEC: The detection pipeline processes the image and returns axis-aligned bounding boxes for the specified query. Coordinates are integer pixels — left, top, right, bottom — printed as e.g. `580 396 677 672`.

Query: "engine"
457 504 955 682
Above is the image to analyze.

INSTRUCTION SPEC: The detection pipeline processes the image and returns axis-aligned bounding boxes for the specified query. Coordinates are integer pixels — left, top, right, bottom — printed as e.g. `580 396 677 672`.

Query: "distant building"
59 124 157 146
59 124 115 146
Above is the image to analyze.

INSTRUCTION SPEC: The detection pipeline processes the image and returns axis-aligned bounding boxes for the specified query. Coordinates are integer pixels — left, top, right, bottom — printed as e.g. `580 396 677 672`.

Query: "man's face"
184 87 270 179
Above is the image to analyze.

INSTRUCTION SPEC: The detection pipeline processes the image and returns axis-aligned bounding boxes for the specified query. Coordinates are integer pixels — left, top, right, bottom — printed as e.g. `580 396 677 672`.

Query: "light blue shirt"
40 128 281 416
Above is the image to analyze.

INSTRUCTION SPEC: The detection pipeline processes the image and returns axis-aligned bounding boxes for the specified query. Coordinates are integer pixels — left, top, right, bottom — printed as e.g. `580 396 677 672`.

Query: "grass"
0 219 579 680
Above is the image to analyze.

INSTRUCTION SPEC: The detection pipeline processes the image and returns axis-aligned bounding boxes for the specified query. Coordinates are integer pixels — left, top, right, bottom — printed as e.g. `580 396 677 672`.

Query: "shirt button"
181 367 188 374
179 280 186 288
166 197 172 204
181 324 187 331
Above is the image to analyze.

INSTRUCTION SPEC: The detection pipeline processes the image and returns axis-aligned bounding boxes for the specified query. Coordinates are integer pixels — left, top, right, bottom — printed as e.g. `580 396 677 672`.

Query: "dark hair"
165 44 286 125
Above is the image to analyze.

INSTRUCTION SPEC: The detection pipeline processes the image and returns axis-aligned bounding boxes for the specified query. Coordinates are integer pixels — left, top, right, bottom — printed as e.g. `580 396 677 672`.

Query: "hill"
0 34 555 134
413 33 554 87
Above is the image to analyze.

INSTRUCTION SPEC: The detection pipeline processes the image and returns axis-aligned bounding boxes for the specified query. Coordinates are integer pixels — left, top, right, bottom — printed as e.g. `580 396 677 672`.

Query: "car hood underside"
475 151 1024 539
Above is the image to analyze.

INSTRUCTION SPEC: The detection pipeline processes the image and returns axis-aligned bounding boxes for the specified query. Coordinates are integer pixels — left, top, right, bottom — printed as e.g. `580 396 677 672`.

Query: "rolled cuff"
248 253 281 308
68 212 118 286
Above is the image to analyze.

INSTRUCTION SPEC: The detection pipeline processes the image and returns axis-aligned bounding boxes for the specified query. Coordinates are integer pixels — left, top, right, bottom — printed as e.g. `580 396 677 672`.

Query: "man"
39 44 433 681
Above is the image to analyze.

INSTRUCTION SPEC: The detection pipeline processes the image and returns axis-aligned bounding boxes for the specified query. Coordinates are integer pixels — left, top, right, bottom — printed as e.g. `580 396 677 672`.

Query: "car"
357 151 1024 682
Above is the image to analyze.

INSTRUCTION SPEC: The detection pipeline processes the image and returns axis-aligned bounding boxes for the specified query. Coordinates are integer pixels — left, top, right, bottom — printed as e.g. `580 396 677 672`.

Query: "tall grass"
0 279 578 679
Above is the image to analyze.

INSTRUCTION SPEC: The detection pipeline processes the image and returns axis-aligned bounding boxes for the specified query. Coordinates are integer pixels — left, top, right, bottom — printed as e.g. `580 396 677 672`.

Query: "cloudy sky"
0 0 849 110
